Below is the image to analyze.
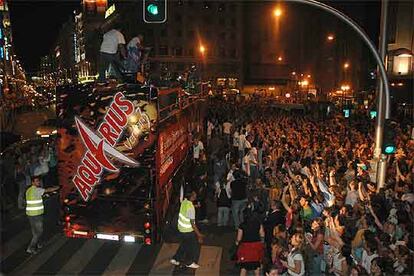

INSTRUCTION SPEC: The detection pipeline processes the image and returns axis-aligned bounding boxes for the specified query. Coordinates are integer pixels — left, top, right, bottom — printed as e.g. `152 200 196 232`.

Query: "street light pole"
374 0 389 190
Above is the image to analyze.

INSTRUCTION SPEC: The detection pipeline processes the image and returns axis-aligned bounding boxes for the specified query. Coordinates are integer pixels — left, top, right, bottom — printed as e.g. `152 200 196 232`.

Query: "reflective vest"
26 186 44 216
177 199 194 233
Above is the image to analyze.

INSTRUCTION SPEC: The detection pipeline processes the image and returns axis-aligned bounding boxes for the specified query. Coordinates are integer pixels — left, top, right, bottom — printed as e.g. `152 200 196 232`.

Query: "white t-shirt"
207 121 214 136
345 190 359 207
233 131 239 147
248 147 258 165
287 251 305 276
127 36 141 49
223 122 232 134
193 141 204 159
238 134 246 151
100 29 126 54
242 155 250 176
361 250 378 274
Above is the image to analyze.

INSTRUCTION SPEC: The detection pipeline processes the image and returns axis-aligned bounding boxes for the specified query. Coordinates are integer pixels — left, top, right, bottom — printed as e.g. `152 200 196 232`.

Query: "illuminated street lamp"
301 80 309 86
199 45 206 54
291 71 296 76
277 56 283 62
327 34 335 41
340 84 350 91
273 8 282 17
343 62 350 69
307 74 311 78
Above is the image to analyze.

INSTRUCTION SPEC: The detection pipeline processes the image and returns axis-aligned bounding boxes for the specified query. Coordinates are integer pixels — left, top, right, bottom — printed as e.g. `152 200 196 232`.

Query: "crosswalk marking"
149 243 179 276
195 245 222 276
57 239 105 275
10 234 66 276
0 230 30 262
102 243 142 276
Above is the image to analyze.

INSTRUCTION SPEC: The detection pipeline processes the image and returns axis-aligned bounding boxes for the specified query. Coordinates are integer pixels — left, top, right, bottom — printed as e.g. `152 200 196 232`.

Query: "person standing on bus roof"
97 25 126 83
170 190 204 269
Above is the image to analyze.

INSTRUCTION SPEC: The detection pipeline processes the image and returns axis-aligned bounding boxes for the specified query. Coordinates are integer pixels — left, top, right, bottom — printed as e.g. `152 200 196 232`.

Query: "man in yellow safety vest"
26 176 59 254
170 190 204 269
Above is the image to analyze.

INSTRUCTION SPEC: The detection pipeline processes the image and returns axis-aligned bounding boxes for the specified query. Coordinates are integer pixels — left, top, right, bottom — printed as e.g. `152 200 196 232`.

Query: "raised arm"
368 204 384 231
281 186 292 213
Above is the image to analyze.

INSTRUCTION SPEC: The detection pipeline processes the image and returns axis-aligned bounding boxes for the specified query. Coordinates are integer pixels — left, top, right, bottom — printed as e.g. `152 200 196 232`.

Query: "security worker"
170 190 204 269
26 176 59 254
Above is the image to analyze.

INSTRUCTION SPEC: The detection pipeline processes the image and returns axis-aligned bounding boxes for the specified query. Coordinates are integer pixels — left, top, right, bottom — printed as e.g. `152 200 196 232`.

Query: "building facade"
0 0 25 95
103 0 244 89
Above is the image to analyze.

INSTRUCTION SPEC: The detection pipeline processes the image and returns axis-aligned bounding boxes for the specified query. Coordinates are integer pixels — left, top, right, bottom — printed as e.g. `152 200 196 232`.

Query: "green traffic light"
384 145 396 154
147 4 159 15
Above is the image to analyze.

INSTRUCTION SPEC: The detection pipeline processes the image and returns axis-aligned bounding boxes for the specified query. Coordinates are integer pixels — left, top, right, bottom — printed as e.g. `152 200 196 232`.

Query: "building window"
161 29 168 37
219 47 226 58
204 16 212 25
218 4 225 12
159 46 168 55
219 33 226 41
175 14 182 23
146 29 154 37
175 47 183 56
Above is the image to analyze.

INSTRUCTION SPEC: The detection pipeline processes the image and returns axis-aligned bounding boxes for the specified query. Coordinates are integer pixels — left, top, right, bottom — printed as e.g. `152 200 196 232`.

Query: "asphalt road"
13 108 55 139
1 197 240 276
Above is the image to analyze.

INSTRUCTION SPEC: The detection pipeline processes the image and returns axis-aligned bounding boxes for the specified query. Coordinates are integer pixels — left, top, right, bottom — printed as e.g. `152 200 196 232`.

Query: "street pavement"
1 198 240 276
13 108 55 139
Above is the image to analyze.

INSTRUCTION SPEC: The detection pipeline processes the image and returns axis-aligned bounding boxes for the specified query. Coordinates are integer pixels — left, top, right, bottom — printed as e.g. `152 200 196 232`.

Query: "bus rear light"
145 238 152 245
96 233 119 241
73 230 88 236
123 235 135 242
65 215 71 222
144 222 151 229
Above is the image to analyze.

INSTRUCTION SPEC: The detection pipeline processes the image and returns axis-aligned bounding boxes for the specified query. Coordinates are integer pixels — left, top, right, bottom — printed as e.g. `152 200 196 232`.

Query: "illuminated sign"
343 109 350 118
73 92 140 201
105 4 116 18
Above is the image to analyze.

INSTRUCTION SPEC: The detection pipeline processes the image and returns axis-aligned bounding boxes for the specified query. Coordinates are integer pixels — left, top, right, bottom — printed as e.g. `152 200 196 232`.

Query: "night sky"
8 0 80 73
7 0 380 73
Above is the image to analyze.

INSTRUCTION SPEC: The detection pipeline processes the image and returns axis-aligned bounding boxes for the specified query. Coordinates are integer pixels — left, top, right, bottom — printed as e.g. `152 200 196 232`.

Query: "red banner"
156 116 189 187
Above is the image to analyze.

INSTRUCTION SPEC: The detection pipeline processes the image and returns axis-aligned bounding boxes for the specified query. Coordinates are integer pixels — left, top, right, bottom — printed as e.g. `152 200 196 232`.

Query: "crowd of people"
188 99 413 275
0 139 58 213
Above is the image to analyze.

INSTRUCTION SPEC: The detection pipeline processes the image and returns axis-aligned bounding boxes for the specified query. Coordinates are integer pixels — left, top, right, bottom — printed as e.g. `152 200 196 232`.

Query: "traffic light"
143 203 153 245
382 119 396 155
343 109 350 118
143 0 167 23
